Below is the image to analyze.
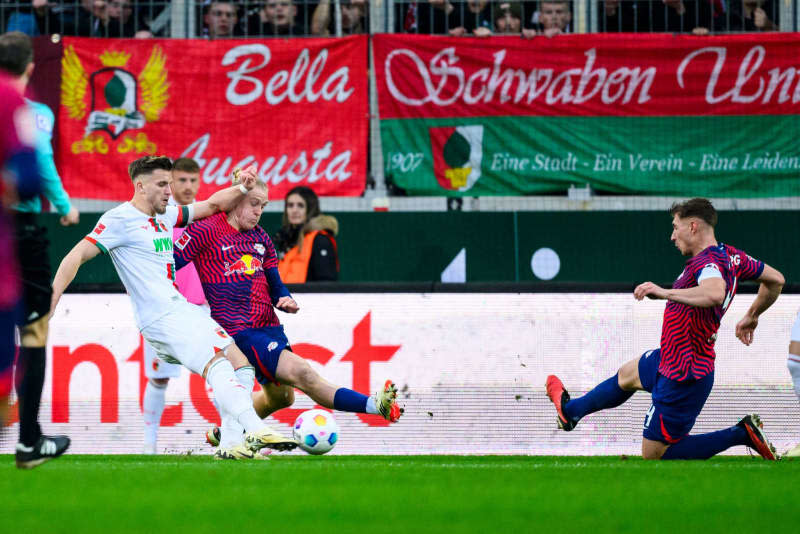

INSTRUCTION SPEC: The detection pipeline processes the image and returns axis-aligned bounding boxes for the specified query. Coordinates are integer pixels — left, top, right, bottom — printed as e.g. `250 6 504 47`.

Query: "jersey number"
644 405 655 429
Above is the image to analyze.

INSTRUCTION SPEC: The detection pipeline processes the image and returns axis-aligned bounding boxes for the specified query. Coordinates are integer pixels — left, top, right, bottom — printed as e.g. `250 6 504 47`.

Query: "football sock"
143 380 167 447
788 356 800 400
206 359 263 433
234 365 255 393
16 347 45 447
219 414 245 448
661 426 749 460
563 373 634 424
333 387 370 413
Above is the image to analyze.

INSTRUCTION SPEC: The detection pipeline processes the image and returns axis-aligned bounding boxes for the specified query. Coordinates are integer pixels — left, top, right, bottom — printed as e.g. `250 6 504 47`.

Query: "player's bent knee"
292 359 319 390
641 438 668 460
617 359 641 391
790 340 800 356
20 317 49 347
150 378 169 387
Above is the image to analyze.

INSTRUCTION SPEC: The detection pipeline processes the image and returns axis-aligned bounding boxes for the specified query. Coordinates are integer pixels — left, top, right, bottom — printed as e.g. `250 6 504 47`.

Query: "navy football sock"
333 388 369 413
16 347 45 446
661 426 749 460
563 374 634 423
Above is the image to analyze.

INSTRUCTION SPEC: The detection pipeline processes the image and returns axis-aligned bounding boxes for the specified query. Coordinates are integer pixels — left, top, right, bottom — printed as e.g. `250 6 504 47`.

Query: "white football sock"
206 359 264 434
365 396 378 415
234 365 255 393
788 356 800 400
219 413 245 448
143 380 167 446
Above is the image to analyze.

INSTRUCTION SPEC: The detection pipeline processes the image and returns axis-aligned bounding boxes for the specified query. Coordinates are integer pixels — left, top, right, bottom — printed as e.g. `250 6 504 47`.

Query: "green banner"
382 115 800 197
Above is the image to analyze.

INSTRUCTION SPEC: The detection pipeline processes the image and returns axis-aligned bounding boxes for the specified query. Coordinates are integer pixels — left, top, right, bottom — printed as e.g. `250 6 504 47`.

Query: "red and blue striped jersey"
173 212 280 335
659 243 764 381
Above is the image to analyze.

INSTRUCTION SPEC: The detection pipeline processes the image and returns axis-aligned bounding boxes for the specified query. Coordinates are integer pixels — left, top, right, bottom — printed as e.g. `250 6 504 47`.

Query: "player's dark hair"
281 186 320 227
670 198 717 227
128 156 173 181
0 31 33 77
172 157 200 174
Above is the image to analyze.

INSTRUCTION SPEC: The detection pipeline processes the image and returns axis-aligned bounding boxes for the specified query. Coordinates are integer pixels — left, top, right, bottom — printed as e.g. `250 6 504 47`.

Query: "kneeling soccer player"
172 179 402 450
546 198 783 460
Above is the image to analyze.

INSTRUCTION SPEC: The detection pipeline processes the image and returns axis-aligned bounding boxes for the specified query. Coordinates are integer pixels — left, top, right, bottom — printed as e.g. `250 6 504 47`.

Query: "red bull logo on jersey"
224 254 263 276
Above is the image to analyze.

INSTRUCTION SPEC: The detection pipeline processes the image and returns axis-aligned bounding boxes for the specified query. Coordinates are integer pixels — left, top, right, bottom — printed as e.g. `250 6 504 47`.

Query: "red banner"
374 33 800 119
57 36 368 201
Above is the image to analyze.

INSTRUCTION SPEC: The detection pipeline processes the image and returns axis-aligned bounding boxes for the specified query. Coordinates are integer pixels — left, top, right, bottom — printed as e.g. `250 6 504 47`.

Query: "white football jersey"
86 202 194 329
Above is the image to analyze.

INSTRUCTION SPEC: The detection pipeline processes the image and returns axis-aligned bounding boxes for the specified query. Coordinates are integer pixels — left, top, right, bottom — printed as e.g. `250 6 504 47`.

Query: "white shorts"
791 310 800 343
144 304 211 379
140 302 234 376
144 341 181 379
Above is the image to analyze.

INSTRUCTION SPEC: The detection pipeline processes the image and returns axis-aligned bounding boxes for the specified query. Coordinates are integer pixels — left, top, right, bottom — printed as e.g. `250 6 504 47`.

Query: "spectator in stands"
494 2 524 34
534 0 571 36
99 0 153 38
445 0 493 36
274 186 339 283
204 1 239 39
33 0 104 36
311 0 367 36
398 1 448 34
245 0 306 36
31 0 151 37
601 0 713 33
707 0 778 32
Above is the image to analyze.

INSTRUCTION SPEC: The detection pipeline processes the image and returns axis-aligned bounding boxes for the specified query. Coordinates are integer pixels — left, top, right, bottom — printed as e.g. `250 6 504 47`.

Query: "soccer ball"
293 409 339 455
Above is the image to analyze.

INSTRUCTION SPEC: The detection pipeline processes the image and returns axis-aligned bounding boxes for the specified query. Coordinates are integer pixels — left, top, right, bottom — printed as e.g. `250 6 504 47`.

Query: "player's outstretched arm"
634 278 725 308
191 165 257 221
735 263 785 346
50 239 101 316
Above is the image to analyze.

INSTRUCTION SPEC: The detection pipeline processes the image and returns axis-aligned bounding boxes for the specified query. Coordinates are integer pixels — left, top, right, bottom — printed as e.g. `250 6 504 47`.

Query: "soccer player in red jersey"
546 198 785 460
0 71 41 441
173 179 402 450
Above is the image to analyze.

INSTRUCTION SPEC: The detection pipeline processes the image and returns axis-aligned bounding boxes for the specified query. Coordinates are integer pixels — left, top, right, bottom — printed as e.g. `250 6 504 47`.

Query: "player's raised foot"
375 379 402 422
545 375 576 431
214 444 259 460
244 426 298 452
206 426 221 447
15 435 71 469
783 442 800 458
737 414 779 460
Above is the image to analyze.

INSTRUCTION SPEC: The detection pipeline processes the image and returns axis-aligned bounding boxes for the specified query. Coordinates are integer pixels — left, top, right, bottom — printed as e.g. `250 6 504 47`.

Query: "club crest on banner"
61 45 170 155
429 125 483 192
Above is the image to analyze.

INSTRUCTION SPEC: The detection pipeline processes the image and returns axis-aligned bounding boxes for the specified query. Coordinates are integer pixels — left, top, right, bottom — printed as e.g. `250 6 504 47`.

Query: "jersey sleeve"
32 103 72 216
690 257 724 286
165 204 194 229
738 251 765 281
85 212 127 253
173 220 209 270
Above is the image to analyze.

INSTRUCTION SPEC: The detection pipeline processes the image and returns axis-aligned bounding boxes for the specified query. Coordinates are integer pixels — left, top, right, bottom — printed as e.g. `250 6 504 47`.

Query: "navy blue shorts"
232 326 291 386
638 348 714 444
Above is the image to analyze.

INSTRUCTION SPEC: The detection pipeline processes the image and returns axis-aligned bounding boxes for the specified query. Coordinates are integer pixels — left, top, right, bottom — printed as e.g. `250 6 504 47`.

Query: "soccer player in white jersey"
142 157 205 454
784 311 800 456
51 156 296 459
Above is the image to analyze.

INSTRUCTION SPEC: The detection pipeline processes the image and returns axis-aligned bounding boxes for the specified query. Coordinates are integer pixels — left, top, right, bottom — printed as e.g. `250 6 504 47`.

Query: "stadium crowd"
0 0 782 38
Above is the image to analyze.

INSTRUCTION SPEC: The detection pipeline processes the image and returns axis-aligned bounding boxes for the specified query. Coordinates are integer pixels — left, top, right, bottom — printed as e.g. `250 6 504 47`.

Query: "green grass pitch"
2 455 799 533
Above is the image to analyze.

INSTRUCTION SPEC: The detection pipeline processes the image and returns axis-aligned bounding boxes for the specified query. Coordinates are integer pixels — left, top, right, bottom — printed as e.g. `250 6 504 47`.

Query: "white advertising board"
1 293 797 456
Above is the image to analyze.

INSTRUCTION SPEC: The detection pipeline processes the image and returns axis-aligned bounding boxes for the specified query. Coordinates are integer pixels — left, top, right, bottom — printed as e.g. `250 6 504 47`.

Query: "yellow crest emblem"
61 44 170 155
